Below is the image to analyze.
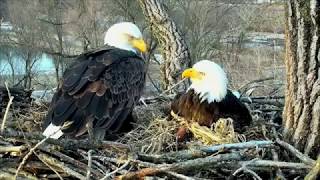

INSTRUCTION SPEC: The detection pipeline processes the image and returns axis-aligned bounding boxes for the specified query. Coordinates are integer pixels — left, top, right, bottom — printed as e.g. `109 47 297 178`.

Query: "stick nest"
0 97 317 179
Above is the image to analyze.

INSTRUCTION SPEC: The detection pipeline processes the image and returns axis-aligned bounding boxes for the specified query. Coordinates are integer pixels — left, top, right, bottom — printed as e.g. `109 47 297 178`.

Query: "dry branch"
200 140 274 153
165 171 196 180
1 82 14 133
34 152 64 180
0 145 26 153
304 155 320 180
242 160 311 171
276 139 315 166
118 152 243 179
86 149 93 180
241 98 284 107
0 86 32 117
0 129 129 151
37 153 86 179
239 77 275 92
138 140 273 164
39 146 104 178
138 149 206 163
101 160 131 180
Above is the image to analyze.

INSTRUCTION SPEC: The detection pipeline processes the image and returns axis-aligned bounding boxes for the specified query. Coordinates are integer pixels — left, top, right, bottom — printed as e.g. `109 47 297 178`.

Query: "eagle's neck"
189 81 227 104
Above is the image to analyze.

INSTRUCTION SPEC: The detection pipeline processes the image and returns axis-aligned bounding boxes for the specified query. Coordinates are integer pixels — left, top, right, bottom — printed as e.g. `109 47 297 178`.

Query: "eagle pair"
42 22 251 141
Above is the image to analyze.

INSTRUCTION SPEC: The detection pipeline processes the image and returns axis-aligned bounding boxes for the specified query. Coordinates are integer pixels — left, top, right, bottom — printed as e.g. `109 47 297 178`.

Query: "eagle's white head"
182 60 228 103
104 22 147 53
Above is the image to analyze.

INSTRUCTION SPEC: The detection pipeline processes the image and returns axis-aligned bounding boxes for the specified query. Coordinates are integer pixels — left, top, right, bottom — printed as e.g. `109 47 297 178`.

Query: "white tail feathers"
42 123 63 139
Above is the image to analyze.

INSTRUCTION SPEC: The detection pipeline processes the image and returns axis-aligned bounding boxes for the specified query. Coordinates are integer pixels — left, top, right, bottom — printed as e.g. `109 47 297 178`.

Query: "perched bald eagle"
171 60 252 140
42 22 147 140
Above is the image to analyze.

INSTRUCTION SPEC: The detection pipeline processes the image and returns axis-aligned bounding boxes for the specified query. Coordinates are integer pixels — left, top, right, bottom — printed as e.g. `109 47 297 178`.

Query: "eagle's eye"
199 72 206 76
123 33 134 40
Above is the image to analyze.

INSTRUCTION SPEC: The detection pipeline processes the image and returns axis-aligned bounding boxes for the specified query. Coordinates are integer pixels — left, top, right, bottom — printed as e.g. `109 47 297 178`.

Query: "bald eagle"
171 60 252 140
42 22 147 140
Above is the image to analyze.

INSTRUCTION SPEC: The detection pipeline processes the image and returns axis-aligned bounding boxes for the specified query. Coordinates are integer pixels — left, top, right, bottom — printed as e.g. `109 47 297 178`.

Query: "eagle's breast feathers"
171 87 251 131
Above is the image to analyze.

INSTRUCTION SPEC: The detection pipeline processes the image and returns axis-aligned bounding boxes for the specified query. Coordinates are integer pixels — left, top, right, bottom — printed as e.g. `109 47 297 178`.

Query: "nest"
0 98 318 179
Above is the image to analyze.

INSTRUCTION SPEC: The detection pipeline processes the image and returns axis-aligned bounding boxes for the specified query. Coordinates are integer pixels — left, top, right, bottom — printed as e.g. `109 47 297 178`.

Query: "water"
0 51 55 75
0 32 284 76
222 33 285 51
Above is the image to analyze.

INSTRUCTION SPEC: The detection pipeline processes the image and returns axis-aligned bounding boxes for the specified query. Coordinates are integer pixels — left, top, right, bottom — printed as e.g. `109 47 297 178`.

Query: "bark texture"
138 0 191 91
283 0 320 158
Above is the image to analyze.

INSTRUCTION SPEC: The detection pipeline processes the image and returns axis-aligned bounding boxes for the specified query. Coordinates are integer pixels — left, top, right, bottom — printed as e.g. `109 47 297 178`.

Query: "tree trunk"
138 0 191 92
54 0 63 84
283 0 320 158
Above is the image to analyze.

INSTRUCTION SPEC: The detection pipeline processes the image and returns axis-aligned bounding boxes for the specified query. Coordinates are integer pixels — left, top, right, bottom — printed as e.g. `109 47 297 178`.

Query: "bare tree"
37 0 66 84
0 46 17 85
168 0 235 63
138 0 191 91
283 0 320 158
7 1 43 89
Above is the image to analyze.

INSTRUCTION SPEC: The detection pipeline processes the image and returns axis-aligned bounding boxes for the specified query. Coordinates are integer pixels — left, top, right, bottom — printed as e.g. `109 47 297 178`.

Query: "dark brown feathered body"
43 47 146 139
171 89 252 131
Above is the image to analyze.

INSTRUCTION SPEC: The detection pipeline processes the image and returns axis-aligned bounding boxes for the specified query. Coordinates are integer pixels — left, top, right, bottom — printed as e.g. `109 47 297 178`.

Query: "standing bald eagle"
171 60 252 139
42 22 147 140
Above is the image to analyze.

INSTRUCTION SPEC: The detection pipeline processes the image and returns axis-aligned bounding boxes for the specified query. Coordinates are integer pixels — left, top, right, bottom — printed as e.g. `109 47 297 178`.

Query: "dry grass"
119 117 179 154
170 111 244 145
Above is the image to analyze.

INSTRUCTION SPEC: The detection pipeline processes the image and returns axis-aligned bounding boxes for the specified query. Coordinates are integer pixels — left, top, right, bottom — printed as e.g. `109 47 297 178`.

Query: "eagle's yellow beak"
131 38 147 53
182 68 203 80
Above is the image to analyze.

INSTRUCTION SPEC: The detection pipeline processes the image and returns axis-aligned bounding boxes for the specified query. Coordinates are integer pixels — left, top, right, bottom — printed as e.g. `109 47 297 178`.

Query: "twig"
243 168 263 180
0 145 26 153
14 134 51 179
39 146 104 178
86 149 93 180
241 98 284 107
77 150 108 175
138 148 206 163
138 141 273 164
166 171 195 180
276 139 315 166
233 158 262 180
238 77 274 92
139 98 148 107
1 82 14 133
249 96 285 99
37 152 86 179
139 94 176 104
33 152 63 180
158 78 186 96
200 140 274 153
118 152 243 179
242 160 312 171
4 82 12 97
271 149 286 180
147 72 161 93
0 168 38 180
0 129 130 151
101 160 131 180
304 155 320 180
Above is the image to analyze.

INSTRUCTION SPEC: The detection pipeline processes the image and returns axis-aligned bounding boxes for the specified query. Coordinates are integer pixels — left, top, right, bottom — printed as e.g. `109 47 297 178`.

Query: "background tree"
7 1 43 89
283 0 320 158
138 0 191 91
168 0 233 63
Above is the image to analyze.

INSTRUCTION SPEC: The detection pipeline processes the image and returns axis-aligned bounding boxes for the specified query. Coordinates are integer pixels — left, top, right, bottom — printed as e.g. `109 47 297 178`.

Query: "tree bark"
283 0 320 158
138 0 191 92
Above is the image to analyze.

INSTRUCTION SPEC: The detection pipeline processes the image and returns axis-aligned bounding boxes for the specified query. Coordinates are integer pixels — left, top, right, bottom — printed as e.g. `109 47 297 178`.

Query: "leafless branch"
1 82 14 133
276 139 315 166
